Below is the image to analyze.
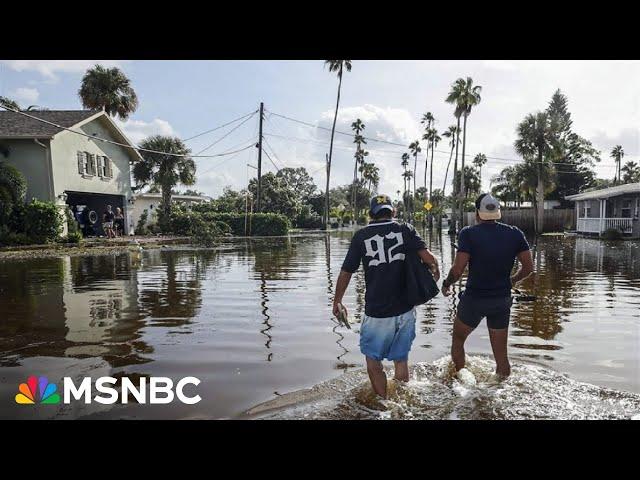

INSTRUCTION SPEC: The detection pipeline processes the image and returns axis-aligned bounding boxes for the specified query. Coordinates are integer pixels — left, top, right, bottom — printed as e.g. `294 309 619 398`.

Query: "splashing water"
246 356 640 420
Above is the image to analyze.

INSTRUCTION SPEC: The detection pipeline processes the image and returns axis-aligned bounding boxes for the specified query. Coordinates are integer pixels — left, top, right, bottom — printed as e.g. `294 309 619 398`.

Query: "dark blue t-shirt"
342 221 426 318
457 222 530 298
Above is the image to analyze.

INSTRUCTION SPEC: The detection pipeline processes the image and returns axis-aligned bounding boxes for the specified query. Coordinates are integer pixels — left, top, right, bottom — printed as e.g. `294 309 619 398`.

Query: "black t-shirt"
104 211 115 222
457 222 530 298
341 221 426 318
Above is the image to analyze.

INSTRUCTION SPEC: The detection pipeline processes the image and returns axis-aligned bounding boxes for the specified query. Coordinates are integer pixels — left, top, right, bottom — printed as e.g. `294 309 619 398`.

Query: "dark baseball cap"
370 194 393 215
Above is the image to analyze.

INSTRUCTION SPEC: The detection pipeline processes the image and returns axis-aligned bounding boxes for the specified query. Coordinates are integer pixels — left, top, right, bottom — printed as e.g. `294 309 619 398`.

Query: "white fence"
577 217 633 234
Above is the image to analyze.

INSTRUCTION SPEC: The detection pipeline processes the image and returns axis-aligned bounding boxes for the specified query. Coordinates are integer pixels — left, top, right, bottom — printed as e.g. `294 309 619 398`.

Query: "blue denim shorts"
359 309 416 362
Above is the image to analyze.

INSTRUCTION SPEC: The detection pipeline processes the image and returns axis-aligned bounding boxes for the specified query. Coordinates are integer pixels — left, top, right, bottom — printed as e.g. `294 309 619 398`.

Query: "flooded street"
1 231 639 419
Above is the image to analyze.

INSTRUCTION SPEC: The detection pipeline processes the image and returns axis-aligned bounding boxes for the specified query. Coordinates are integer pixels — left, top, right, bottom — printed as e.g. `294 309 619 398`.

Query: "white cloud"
1 60 126 80
115 118 177 145
10 87 39 105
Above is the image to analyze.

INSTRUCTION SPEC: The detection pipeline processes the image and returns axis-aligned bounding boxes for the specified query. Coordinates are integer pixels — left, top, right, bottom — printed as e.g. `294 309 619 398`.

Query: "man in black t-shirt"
103 205 115 239
441 193 534 378
333 194 440 398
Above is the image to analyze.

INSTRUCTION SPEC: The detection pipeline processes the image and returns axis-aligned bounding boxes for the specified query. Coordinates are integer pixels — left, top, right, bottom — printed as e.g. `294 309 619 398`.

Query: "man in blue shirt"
441 193 534 378
333 194 440 398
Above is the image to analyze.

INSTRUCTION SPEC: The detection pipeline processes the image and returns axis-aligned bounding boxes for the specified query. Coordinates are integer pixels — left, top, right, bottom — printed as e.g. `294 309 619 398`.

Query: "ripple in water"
246 356 640 420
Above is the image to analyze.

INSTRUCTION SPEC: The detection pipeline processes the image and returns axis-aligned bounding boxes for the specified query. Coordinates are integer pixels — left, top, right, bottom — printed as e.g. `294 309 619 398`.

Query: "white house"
131 192 212 229
0 109 140 236
565 183 640 238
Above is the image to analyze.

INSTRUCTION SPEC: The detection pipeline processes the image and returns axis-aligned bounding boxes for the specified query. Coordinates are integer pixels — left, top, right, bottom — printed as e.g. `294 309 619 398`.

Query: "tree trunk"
161 182 172 232
536 150 545 235
325 70 342 229
413 154 418 223
459 114 468 230
352 158 358 222
443 145 454 195
449 117 461 234
429 140 434 229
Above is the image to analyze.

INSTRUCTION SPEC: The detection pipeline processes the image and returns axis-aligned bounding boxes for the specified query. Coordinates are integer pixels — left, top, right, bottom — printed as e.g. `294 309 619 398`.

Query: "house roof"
565 183 640 201
0 110 99 138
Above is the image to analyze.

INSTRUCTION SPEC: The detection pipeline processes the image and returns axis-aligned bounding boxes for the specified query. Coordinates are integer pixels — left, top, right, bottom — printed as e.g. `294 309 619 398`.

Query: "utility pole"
256 102 264 212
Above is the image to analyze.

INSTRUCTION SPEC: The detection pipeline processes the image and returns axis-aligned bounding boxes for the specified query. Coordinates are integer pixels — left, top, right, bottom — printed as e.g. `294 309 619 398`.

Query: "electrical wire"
0 104 250 159
195 112 257 155
183 109 258 142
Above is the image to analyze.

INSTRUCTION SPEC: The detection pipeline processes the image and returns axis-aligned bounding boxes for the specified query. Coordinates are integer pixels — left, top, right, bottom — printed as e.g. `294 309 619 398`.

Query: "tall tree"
323 60 352 229
473 153 488 189
0 96 20 111
514 112 556 234
546 90 600 203
441 125 459 196
401 153 410 221
78 65 138 120
408 140 421 223
611 145 624 184
446 77 482 229
133 136 196 229
621 160 640 183
351 118 367 218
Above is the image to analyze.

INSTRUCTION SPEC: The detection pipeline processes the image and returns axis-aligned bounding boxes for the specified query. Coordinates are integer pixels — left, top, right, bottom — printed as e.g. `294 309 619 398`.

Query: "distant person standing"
103 205 115 238
441 193 534 378
333 194 440 399
114 207 125 237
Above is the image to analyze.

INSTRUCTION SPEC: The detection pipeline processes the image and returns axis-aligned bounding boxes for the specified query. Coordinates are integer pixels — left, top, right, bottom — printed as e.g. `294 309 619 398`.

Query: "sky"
1 60 638 200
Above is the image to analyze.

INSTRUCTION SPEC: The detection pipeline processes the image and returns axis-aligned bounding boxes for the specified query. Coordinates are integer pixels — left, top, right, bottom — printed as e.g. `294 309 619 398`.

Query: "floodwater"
0 230 639 420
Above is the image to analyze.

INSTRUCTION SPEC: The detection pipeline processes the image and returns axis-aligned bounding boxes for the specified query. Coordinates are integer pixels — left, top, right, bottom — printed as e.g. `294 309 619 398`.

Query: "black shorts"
457 293 512 330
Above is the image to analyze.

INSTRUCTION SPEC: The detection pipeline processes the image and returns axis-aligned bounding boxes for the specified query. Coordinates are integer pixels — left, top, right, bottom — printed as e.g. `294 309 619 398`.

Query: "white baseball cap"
476 193 501 220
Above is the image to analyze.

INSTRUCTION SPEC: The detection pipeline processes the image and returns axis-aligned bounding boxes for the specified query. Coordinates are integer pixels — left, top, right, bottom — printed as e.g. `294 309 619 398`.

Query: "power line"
0 104 250 159
195 112 257 155
266 108 626 167
183 109 258 142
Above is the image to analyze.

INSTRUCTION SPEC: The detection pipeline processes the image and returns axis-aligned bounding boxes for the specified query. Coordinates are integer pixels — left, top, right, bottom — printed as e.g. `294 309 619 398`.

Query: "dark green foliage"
23 200 63 243
0 162 27 224
63 232 83 244
136 209 149 235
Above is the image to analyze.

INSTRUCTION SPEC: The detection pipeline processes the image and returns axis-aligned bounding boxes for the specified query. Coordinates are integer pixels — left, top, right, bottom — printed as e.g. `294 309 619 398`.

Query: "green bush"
602 227 623 240
357 215 368 225
189 204 290 236
65 207 80 236
295 206 323 229
24 199 63 243
0 162 27 224
62 231 83 244
136 209 149 235
0 226 31 246
342 213 352 223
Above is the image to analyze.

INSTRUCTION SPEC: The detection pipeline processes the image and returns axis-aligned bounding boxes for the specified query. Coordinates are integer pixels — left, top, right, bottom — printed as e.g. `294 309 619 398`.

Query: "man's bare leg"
488 327 511 377
451 317 475 371
393 360 409 382
366 357 387 398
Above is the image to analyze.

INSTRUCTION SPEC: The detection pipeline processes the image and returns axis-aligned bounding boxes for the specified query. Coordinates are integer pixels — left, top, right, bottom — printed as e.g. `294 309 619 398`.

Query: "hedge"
201 212 289 236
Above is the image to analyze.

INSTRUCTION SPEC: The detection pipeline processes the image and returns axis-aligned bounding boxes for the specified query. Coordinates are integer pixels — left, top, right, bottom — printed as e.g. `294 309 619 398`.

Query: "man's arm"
333 270 352 317
441 252 471 296
417 248 440 282
511 249 534 287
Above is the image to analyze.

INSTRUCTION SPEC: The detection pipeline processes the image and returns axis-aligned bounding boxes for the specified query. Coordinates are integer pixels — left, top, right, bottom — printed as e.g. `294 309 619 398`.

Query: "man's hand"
441 282 453 297
333 302 347 319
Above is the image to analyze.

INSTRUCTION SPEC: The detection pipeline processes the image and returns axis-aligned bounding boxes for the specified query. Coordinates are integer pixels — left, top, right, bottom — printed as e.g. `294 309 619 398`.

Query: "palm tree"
611 145 624 184
351 118 366 218
473 153 488 189
324 60 352 229
446 77 482 229
514 112 556 235
441 125 459 196
401 153 410 220
621 160 640 183
133 136 196 231
0 96 20 111
78 65 138 120
429 129 441 228
362 163 380 192
408 140 421 222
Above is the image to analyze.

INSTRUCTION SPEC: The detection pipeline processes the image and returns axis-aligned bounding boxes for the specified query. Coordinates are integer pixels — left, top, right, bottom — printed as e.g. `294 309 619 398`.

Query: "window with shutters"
104 156 113 178
97 156 104 177
77 151 92 176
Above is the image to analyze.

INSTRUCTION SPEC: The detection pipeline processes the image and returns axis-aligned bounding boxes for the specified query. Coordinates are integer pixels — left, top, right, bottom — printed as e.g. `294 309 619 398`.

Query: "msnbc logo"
15 376 61 404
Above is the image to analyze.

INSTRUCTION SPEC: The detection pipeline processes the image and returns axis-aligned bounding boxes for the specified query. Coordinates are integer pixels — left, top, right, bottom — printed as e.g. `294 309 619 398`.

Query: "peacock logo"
15 376 61 405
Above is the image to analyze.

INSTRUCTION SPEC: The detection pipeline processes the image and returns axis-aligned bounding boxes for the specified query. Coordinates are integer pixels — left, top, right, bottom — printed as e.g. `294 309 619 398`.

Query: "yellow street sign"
424 202 433 211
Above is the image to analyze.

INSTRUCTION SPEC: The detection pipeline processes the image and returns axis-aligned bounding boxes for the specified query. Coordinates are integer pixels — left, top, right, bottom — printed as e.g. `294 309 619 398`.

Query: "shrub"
342 213 352 223
0 226 31 246
602 227 623 241
136 209 149 235
295 206 323 229
357 215 368 225
24 199 63 243
62 231 83 244
65 207 81 236
0 162 27 224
